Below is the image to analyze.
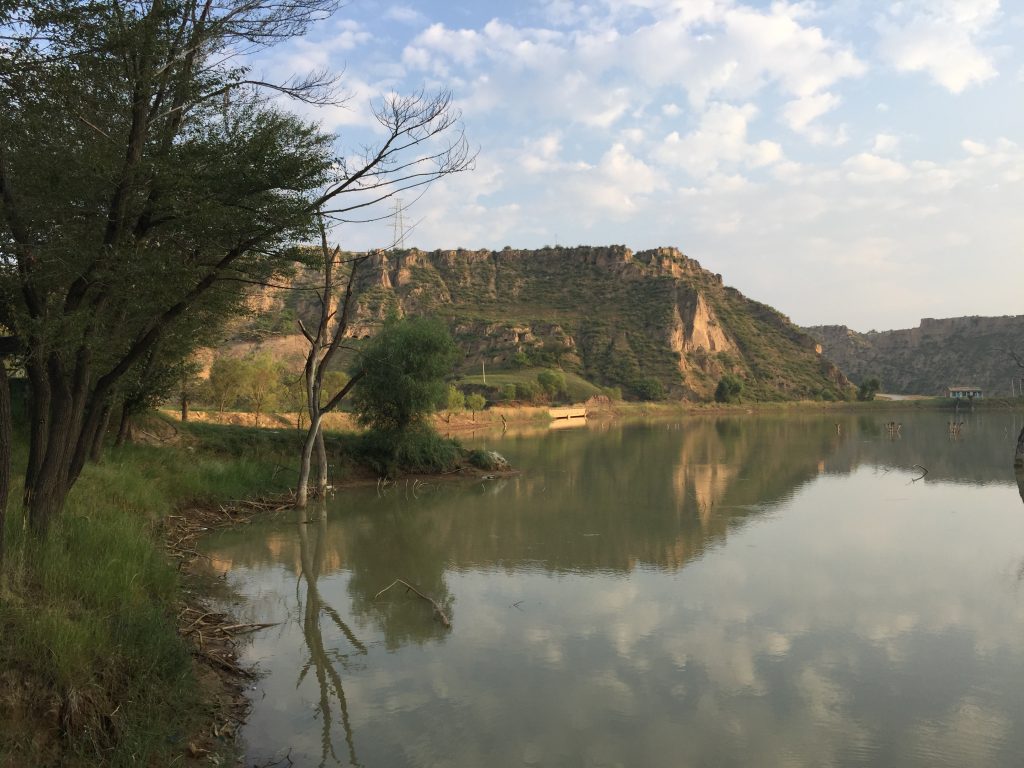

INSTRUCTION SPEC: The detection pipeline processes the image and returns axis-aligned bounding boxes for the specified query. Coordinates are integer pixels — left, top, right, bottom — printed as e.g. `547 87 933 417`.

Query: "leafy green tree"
350 319 459 434
242 354 285 428
446 385 466 413
208 357 248 415
537 370 567 401
466 393 486 421
515 381 541 404
715 374 744 403
0 0 471 532
857 377 881 402
634 377 666 401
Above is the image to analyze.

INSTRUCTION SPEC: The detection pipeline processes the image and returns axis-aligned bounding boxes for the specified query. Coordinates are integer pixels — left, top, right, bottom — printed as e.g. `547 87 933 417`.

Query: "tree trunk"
23 360 50 509
180 393 189 422
0 360 11 565
1015 424 1024 470
89 400 113 463
296 413 322 508
316 426 328 497
115 402 133 447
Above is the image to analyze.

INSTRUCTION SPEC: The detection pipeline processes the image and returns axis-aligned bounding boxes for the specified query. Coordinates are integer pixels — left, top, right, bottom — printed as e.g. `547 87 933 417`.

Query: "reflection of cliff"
207 416 840 585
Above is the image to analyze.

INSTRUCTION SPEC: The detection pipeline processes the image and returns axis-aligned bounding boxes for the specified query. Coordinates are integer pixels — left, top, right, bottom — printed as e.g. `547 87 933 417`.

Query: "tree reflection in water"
297 504 365 768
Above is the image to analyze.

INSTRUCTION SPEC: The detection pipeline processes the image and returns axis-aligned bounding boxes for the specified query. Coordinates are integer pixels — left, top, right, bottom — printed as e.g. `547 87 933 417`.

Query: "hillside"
227 245 850 402
807 316 1024 396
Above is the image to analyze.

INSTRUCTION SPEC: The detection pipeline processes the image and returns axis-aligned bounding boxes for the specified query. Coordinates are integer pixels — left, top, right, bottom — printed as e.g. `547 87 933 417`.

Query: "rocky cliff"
224 245 849 401
807 316 1024 396
323 245 848 401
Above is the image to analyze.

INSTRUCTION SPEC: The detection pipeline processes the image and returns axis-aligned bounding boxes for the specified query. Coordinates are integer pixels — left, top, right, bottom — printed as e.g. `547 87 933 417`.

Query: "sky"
254 0 1024 331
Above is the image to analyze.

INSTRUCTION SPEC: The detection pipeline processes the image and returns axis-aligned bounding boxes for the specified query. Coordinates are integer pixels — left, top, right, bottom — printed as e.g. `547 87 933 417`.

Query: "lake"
203 410 1024 767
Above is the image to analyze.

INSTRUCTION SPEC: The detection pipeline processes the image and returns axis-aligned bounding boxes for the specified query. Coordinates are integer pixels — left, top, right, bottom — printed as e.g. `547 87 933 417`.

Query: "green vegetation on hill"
232 246 852 403
808 316 1024 396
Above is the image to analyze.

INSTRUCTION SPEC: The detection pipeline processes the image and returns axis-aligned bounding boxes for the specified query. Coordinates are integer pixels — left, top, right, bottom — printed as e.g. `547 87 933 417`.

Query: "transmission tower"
391 198 406 250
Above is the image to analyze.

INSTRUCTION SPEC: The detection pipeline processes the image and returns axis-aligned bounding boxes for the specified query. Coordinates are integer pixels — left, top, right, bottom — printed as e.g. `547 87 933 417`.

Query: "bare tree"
294 217 366 508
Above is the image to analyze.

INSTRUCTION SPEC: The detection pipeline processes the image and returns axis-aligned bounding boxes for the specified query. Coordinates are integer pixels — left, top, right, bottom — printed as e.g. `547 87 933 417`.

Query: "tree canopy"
0 0 472 531
351 318 459 434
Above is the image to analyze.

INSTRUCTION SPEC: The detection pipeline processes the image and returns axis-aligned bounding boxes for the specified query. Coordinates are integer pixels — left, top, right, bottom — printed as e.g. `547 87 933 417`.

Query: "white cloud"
843 153 911 183
385 5 426 25
877 0 1000 92
401 2 864 131
332 19 371 51
781 92 848 145
872 134 900 155
656 103 783 178
962 138 988 156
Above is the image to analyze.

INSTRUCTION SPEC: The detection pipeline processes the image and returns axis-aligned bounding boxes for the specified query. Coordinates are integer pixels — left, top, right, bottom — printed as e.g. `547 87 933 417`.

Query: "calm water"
203 411 1024 767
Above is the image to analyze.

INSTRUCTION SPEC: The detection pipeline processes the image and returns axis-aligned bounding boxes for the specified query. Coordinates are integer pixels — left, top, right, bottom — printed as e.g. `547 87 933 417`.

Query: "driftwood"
911 464 929 483
374 579 452 628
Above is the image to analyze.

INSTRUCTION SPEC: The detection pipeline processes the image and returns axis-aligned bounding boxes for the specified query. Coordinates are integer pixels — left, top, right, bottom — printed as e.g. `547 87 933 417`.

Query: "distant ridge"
330 245 850 401
224 245 850 402
807 316 1024 396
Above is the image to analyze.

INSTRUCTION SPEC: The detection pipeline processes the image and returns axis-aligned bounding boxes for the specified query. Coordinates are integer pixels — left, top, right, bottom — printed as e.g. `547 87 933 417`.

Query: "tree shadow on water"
297 505 366 768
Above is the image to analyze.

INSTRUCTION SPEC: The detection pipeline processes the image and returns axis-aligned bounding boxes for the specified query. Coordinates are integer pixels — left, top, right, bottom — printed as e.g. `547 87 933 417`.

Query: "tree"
634 377 666 401
715 374 744 403
242 353 284 428
0 354 10 565
1004 350 1024 469
857 377 881 402
443 385 465 423
537 370 566 401
294 221 366 508
466 393 486 422
350 319 458 434
0 0 472 533
208 357 248 415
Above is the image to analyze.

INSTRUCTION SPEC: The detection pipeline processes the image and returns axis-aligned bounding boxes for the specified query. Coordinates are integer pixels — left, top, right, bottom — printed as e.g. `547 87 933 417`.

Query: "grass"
0 419 305 766
458 367 608 402
0 412 481 764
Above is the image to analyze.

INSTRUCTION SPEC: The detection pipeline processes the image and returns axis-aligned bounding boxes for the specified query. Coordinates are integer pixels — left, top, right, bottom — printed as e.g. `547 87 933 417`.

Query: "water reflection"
296 506 364 767
203 411 1024 767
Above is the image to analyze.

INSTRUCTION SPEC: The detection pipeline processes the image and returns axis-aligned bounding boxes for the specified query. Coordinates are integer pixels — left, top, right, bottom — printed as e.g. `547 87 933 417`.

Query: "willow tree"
0 0 472 534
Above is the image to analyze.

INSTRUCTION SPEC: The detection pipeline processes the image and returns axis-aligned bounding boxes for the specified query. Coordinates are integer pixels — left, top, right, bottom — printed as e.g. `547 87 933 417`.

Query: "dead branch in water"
911 464 929 483
374 578 452 628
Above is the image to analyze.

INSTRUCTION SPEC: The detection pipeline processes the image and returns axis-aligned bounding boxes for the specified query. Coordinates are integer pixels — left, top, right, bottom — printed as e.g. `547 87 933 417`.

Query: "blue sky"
255 0 1024 330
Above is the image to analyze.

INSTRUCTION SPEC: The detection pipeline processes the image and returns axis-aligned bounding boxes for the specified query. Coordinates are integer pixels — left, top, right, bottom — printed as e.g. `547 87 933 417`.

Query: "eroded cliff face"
334 245 848 401
808 316 1024 396
228 245 848 401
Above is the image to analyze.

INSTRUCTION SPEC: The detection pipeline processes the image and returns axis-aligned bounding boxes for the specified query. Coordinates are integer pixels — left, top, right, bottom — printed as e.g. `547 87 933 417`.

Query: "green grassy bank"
0 422 298 766
0 416 483 766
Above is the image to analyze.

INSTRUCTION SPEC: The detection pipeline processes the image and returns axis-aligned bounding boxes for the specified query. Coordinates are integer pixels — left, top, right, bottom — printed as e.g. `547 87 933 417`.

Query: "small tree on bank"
715 374 744 404
351 318 458 435
857 377 881 402
466 393 486 421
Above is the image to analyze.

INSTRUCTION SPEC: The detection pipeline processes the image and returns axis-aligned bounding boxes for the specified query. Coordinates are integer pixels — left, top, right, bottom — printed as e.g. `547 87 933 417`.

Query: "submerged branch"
374 578 451 628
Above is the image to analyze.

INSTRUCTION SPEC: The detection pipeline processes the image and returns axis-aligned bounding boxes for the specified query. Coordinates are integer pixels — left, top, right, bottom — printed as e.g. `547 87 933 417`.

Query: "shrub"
350 317 458 432
356 425 461 477
633 377 666 401
537 370 567 400
715 374 744 403
857 377 881 401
